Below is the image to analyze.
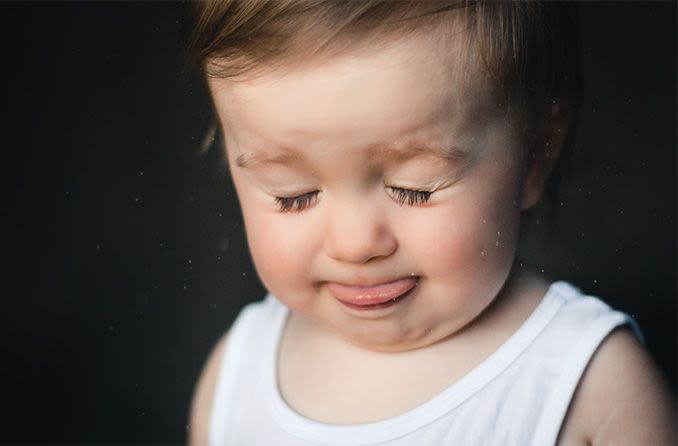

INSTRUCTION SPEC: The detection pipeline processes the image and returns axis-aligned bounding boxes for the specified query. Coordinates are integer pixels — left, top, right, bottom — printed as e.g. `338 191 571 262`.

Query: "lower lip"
328 277 418 311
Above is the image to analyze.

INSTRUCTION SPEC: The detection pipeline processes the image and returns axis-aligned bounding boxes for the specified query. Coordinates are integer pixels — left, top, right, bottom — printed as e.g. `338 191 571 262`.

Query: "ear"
520 101 570 211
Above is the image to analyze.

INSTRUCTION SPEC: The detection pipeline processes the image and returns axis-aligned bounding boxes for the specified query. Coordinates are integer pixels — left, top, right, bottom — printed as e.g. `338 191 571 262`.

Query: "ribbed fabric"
209 281 641 445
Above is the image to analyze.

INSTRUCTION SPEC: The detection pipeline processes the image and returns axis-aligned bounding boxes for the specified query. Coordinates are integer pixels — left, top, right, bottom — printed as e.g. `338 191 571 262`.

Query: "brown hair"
179 0 582 209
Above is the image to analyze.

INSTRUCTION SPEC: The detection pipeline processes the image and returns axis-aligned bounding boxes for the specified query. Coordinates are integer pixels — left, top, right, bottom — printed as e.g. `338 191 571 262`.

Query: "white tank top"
208 281 642 445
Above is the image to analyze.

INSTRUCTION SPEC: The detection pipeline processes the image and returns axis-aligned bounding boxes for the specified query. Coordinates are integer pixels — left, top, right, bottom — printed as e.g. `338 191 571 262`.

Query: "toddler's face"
208 32 535 352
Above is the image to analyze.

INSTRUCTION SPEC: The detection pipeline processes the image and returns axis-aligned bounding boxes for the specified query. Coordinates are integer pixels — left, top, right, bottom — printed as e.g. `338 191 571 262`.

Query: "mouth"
328 277 419 311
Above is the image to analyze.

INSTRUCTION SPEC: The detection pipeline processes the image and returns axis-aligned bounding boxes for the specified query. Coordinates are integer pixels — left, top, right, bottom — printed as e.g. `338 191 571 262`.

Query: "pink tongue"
328 277 417 305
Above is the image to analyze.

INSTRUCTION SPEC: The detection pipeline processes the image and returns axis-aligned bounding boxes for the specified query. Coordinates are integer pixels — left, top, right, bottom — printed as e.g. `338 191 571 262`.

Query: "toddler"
181 1 676 444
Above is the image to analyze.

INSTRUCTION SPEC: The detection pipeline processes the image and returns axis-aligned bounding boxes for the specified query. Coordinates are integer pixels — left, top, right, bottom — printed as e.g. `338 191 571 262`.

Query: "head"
180 1 581 352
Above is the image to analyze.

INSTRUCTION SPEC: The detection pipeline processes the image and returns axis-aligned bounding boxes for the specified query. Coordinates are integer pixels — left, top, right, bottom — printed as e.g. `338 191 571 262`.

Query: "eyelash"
275 192 319 213
274 187 433 213
389 187 433 206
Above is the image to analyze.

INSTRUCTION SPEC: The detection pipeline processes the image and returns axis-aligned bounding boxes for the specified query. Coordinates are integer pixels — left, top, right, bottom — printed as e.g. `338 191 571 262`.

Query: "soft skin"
191 24 676 446
207 32 551 353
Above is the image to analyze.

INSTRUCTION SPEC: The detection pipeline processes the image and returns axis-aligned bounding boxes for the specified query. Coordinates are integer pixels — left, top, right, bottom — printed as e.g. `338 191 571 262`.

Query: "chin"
339 324 434 353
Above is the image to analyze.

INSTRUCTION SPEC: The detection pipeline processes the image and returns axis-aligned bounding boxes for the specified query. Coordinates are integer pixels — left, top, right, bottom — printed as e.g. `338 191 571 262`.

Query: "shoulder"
187 330 230 446
185 297 279 444
558 326 676 446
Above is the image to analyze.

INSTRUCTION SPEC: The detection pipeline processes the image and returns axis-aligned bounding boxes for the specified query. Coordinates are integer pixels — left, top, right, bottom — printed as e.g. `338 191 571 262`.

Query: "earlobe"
520 102 569 211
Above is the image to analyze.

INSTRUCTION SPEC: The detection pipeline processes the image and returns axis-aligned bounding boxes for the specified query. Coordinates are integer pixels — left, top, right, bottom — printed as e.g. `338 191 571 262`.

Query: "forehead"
207 29 501 151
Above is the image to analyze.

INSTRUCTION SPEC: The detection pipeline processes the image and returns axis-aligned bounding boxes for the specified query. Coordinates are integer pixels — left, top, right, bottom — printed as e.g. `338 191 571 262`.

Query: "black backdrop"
2 2 675 444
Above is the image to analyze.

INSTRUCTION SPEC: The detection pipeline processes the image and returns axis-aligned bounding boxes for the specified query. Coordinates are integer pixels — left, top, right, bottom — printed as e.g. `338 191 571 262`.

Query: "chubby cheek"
240 199 319 309
409 174 522 314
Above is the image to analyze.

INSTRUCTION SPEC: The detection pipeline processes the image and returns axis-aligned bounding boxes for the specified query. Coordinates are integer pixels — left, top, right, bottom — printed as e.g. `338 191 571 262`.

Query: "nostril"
324 226 397 264
322 198 397 264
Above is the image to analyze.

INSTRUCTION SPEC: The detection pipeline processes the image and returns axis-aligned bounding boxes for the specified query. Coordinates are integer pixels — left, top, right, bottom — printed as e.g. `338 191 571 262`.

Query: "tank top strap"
529 283 643 446
209 295 287 445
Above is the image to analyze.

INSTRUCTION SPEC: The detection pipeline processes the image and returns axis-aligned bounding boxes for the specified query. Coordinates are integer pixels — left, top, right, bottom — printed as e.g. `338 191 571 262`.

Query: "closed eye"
388 187 432 206
275 191 319 212
275 187 432 212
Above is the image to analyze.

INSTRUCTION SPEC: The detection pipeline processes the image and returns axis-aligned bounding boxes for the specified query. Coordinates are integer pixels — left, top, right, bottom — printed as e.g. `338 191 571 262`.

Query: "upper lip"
324 275 419 288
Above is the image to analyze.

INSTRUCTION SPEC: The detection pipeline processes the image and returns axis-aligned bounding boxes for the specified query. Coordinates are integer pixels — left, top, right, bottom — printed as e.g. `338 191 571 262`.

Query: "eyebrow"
373 144 469 163
235 150 304 169
234 143 468 169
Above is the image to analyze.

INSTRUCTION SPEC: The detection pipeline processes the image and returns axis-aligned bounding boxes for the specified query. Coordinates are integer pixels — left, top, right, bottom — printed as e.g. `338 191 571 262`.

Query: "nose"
323 196 397 264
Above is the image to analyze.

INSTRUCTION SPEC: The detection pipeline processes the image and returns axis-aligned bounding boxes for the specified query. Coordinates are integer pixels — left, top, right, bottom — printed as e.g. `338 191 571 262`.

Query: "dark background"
2 2 675 444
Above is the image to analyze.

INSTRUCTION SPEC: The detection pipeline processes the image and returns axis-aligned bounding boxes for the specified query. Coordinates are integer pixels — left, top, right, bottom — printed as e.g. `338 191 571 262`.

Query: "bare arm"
187 332 230 446
562 327 676 446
